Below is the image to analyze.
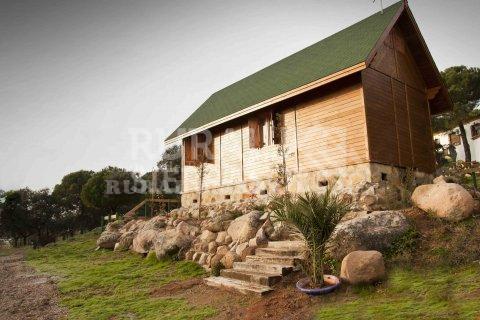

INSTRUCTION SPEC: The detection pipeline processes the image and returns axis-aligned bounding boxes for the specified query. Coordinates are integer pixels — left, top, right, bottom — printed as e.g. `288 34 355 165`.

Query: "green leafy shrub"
270 190 350 287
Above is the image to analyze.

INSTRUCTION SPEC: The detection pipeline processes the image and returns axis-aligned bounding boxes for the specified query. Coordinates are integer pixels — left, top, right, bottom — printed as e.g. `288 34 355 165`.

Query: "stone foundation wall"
182 162 433 210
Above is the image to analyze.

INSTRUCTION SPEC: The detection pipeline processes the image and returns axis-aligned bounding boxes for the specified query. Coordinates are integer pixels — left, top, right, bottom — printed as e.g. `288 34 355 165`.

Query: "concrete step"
204 276 273 295
255 247 303 257
233 261 293 276
267 240 306 250
245 254 302 266
220 269 282 286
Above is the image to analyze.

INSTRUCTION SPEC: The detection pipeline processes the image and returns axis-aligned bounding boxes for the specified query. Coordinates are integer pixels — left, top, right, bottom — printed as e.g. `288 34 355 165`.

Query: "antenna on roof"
373 0 384 14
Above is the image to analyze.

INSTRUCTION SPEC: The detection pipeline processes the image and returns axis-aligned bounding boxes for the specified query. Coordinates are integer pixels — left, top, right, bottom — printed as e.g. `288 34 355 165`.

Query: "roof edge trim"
165 62 366 144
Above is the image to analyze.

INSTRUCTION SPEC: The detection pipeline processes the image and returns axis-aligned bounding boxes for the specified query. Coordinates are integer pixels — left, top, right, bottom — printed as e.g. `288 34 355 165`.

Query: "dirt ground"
150 272 315 320
0 252 67 320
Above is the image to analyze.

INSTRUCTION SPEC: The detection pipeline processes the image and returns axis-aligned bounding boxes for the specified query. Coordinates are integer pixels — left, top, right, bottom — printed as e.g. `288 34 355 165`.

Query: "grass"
26 231 215 320
316 265 480 320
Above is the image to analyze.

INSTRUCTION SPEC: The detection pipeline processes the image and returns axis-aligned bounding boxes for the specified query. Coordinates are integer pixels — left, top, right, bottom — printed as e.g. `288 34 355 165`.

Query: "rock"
215 231 228 245
411 183 474 221
221 251 241 269
205 212 237 232
224 235 233 244
176 221 200 236
96 232 120 249
260 219 275 239
105 220 124 233
208 241 218 254
121 219 145 233
198 252 208 265
199 230 217 243
114 231 136 251
132 229 161 254
239 246 256 260
192 252 201 262
327 211 409 260
340 250 386 285
227 210 262 243
154 229 194 260
206 254 213 267
433 175 447 184
235 242 249 256
141 215 167 231
185 250 195 260
210 254 224 268
216 245 229 256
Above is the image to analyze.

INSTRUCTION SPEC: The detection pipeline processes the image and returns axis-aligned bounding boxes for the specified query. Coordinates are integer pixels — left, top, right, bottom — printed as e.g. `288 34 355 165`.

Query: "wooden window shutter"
184 137 195 166
272 112 283 145
207 135 214 164
248 118 262 148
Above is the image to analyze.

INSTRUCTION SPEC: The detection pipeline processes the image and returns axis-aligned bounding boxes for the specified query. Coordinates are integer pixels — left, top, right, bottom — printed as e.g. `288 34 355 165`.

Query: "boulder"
221 251 241 269
235 242 249 257
185 249 195 260
114 231 136 251
121 219 146 233
216 245 229 256
105 220 124 233
176 221 200 236
198 252 208 265
248 228 268 248
154 229 194 260
260 219 275 239
210 254 224 268
327 211 409 260
340 250 386 285
215 231 228 245
132 229 161 254
199 230 217 243
239 246 256 260
208 241 218 254
433 175 447 184
227 210 262 243
141 215 167 231
411 183 474 221
97 231 120 249
205 211 237 232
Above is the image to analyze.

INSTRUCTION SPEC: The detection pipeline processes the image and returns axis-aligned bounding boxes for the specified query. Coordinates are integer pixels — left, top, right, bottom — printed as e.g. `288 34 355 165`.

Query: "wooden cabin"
165 2 452 207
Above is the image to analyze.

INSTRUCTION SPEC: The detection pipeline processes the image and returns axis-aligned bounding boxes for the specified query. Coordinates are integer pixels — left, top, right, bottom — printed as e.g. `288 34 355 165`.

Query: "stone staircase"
204 240 305 295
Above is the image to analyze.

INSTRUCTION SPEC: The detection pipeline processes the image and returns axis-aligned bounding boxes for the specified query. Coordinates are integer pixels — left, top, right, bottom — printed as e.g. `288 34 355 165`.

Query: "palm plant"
270 190 350 287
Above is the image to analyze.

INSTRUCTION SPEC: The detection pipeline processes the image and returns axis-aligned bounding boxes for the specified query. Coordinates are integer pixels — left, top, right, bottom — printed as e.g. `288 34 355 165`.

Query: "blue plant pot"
296 275 340 296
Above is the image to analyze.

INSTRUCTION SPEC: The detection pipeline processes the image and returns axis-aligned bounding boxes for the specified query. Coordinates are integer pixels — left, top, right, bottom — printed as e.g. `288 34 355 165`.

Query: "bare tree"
194 154 209 217
273 113 293 193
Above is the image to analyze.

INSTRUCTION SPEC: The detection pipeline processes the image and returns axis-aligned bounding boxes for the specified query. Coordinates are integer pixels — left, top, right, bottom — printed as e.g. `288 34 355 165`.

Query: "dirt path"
0 252 67 320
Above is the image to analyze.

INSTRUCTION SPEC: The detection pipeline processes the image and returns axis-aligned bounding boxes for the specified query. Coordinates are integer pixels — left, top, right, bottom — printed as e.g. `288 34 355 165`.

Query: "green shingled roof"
166 1 402 141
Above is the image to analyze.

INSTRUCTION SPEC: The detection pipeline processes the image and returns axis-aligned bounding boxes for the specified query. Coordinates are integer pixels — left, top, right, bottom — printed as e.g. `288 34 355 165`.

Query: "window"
449 133 461 146
184 132 214 166
471 123 480 140
248 111 282 148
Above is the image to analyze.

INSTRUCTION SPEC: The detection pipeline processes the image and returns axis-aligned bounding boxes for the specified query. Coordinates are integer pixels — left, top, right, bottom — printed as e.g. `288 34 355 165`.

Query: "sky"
1 0 479 191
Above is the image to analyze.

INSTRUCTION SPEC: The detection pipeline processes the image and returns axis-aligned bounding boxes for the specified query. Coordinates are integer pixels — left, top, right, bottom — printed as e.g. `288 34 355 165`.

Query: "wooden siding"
365 24 435 173
296 82 368 172
220 126 243 185
242 108 298 182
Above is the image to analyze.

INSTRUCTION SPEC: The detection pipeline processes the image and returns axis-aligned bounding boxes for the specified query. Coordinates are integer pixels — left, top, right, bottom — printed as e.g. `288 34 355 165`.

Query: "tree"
434 66 480 162
194 154 209 217
156 145 181 195
0 189 35 246
80 167 142 216
273 113 293 193
52 170 95 232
